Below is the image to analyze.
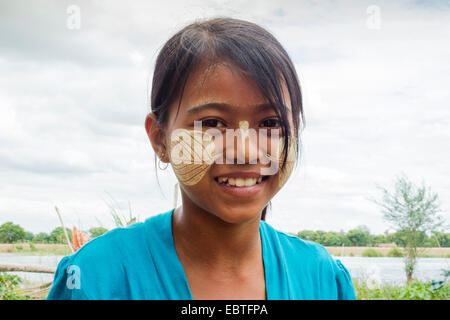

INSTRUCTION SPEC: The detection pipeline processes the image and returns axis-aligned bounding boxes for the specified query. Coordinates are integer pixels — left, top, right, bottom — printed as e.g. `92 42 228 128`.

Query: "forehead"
181 61 269 110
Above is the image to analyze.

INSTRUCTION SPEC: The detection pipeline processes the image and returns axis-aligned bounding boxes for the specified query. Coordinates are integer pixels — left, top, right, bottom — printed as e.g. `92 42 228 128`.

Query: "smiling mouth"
214 175 270 187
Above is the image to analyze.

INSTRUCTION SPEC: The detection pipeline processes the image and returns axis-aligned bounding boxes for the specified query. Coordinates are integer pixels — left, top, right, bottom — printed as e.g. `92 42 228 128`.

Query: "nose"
223 121 260 165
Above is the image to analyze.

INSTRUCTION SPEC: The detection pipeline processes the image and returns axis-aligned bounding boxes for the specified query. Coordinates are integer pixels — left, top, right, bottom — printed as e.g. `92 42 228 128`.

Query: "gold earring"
158 152 169 170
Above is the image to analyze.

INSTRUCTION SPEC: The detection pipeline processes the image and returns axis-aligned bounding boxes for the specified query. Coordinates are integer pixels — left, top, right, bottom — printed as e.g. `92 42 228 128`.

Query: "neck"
172 191 262 273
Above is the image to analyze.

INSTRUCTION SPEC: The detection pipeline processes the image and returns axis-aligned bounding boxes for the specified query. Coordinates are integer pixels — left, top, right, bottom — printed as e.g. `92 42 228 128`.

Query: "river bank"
0 244 71 255
1 243 449 258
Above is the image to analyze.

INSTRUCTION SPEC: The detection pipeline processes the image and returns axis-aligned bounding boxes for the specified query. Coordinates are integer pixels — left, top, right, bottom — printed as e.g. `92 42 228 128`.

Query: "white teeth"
216 176 263 187
236 178 245 187
244 178 256 186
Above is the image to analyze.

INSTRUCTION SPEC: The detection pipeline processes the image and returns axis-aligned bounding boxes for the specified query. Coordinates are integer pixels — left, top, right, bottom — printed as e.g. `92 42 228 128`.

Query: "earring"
158 152 169 170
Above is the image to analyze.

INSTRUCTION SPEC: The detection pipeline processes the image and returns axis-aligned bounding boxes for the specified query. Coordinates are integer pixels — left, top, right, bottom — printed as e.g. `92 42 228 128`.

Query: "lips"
213 172 270 197
214 175 268 187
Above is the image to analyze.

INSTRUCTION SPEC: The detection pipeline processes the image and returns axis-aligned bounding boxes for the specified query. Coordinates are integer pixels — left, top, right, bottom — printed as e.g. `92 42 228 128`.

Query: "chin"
212 205 263 225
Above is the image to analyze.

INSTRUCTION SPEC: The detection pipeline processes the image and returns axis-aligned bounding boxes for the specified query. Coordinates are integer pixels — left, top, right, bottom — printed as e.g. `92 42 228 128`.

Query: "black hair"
150 17 305 221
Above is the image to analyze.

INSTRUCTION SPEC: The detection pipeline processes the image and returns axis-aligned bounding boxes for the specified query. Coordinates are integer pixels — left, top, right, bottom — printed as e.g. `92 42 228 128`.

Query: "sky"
0 0 449 235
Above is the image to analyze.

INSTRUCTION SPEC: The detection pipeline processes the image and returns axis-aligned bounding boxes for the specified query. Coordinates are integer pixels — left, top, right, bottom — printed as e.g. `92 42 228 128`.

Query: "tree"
346 229 369 246
432 231 450 247
338 230 352 246
49 227 72 244
297 230 319 242
24 231 34 242
0 222 26 243
32 232 50 243
372 234 388 245
322 232 342 246
372 173 444 283
386 230 408 247
89 227 108 238
315 230 327 243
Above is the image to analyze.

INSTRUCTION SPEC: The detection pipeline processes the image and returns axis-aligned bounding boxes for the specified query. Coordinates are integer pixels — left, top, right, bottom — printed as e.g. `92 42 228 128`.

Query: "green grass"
353 279 450 300
387 247 405 257
0 244 71 255
362 248 384 257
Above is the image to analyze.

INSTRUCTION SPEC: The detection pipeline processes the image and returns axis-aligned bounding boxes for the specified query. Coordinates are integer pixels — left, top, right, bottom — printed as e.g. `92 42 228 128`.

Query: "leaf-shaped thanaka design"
169 129 218 186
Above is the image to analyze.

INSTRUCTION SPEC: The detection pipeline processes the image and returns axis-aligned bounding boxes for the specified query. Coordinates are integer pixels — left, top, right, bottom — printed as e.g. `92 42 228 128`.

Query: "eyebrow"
186 102 275 115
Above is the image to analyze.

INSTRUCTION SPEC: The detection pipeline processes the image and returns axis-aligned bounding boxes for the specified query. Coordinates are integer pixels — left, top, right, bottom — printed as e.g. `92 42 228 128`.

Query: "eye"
200 118 226 128
259 118 281 128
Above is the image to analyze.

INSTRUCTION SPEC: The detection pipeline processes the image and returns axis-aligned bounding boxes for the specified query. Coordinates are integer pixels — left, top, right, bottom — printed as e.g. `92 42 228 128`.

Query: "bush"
0 272 26 300
387 247 405 257
353 279 450 300
362 248 384 257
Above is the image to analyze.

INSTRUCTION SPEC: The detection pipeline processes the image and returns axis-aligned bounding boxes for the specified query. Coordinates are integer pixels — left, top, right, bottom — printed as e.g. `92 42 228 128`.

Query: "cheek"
275 136 297 189
171 162 211 186
169 129 216 186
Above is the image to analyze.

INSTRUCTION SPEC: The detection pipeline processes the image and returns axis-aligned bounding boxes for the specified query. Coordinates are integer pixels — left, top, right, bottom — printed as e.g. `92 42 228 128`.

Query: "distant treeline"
0 221 449 247
294 226 450 247
0 222 108 244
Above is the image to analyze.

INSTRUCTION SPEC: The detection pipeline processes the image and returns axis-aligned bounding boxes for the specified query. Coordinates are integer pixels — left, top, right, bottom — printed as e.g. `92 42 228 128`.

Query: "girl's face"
151 61 295 224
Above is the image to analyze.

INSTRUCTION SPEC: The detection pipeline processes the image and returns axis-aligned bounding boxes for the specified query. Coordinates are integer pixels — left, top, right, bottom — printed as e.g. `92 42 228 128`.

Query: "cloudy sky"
0 0 449 235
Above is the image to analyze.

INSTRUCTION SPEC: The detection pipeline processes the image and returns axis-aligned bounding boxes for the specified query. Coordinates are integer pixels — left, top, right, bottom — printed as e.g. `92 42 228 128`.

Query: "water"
1 254 449 286
0 254 64 286
335 256 450 285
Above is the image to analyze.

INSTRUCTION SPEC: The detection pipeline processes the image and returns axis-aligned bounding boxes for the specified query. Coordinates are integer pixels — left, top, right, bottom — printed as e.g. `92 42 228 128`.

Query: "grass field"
0 243 71 255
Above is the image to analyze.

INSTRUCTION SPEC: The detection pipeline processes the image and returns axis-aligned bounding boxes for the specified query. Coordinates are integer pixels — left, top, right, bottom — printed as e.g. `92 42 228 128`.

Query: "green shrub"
387 247 404 257
362 248 384 257
0 272 27 300
353 279 450 300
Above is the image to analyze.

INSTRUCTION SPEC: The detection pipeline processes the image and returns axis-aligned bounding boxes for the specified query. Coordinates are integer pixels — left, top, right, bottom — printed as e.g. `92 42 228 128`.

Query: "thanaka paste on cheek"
169 129 218 186
168 122 297 188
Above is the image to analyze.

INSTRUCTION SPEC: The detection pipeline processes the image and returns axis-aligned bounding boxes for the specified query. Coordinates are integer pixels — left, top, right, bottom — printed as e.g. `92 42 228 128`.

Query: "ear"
145 113 169 163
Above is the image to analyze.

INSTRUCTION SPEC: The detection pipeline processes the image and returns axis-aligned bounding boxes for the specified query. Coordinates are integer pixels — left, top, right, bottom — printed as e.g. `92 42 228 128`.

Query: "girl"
48 17 356 300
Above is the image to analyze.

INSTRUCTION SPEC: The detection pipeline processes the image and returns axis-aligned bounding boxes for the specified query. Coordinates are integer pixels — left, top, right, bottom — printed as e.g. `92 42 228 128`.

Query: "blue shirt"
47 209 356 300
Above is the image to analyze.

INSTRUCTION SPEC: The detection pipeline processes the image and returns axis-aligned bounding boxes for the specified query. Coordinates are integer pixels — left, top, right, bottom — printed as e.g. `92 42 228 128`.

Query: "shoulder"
47 211 172 300
260 221 356 300
68 220 148 267
261 220 331 263
61 210 171 267
47 223 145 300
